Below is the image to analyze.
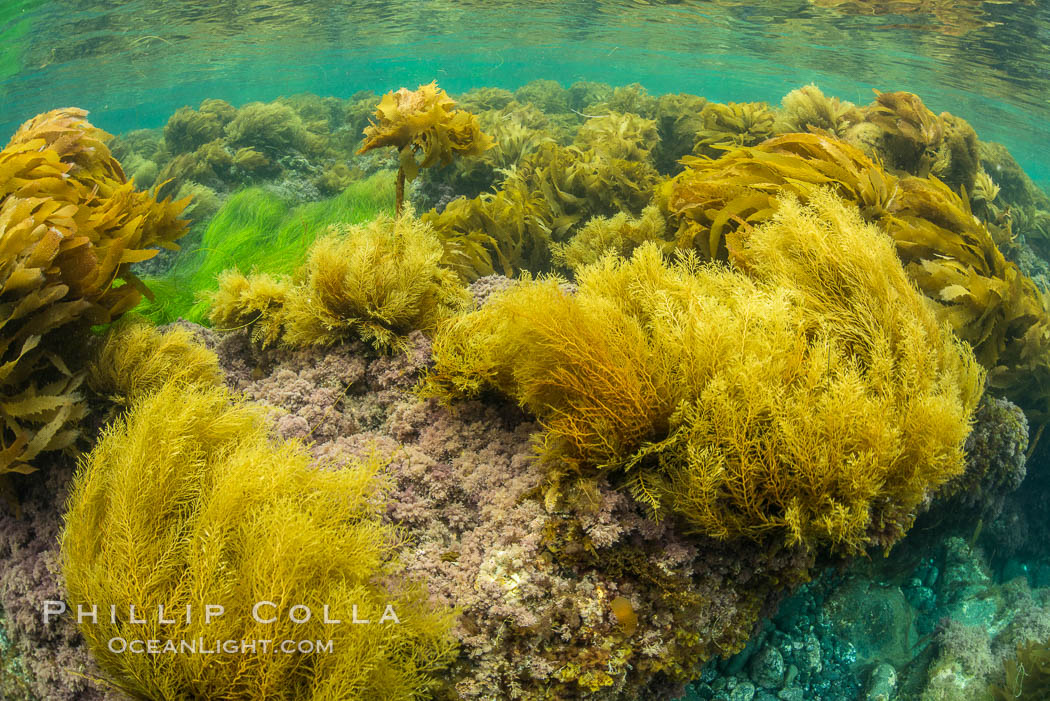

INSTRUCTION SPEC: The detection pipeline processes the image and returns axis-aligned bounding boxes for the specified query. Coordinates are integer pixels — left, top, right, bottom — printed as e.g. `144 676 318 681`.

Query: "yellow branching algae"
209 211 469 351
659 132 1050 420
425 190 982 553
551 205 668 273
775 84 861 138
86 320 223 408
209 269 293 347
693 101 777 156
575 112 660 162
61 382 458 700
0 107 189 476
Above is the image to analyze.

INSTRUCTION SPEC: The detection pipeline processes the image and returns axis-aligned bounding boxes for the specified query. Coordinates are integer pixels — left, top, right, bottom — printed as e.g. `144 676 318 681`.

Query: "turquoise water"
3 0 1050 182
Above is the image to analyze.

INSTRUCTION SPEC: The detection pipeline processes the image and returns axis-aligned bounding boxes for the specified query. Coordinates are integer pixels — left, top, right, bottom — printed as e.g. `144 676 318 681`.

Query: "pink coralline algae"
0 460 112 700
199 325 816 700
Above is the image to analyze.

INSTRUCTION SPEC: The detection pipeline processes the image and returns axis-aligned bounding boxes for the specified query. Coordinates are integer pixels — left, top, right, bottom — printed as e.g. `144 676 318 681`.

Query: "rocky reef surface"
0 318 1042 700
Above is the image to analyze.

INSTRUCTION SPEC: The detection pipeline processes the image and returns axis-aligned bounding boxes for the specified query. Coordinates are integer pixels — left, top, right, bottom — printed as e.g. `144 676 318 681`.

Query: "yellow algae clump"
209 211 469 352
425 190 981 554
86 320 223 408
61 382 458 700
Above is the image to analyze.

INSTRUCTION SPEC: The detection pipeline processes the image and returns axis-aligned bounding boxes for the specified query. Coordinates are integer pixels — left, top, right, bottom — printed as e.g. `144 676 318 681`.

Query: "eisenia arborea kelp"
0 107 189 479
358 81 494 214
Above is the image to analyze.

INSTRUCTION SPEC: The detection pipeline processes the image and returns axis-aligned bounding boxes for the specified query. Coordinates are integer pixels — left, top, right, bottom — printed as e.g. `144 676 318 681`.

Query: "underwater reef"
1 79 1050 700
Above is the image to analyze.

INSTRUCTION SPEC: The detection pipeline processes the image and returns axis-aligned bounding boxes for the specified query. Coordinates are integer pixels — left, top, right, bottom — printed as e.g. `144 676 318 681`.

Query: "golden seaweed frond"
0 107 191 477
358 81 494 181
209 268 293 347
552 205 669 272
575 112 660 163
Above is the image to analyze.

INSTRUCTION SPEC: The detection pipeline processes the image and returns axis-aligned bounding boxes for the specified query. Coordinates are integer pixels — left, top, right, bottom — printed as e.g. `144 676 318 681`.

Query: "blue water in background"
2 0 1049 185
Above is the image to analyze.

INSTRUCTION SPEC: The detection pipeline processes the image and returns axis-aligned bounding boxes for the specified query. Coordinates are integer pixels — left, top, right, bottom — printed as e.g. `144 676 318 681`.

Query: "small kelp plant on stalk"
358 81 494 215
0 107 189 479
424 190 982 554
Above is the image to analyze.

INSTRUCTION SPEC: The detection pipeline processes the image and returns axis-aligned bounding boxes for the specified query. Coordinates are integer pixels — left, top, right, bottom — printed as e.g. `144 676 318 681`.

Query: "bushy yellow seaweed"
86 320 223 408
583 83 658 119
514 79 571 114
653 93 708 174
575 112 659 162
209 269 293 347
232 146 274 174
775 84 861 137
426 142 659 279
224 100 308 153
455 86 515 114
847 90 979 194
480 103 557 168
413 102 557 211
209 212 470 352
163 98 236 155
425 190 981 553
659 131 1050 419
155 137 234 198
61 382 458 700
426 178 552 279
693 101 777 156
551 205 668 272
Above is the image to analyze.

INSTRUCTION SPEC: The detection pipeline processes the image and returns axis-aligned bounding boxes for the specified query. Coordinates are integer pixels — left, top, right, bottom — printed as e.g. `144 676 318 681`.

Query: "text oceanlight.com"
108 638 335 655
